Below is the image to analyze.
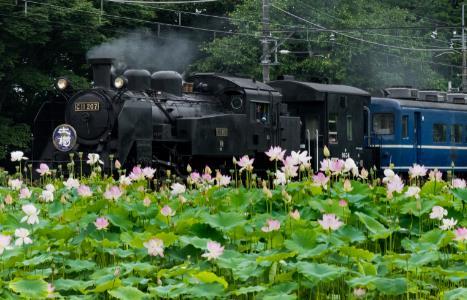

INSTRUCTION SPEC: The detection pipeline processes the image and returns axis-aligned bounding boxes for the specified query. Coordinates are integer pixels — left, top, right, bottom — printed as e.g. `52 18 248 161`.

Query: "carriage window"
328 113 338 144
451 124 462 143
433 124 447 143
253 102 269 124
402 115 408 138
346 115 352 141
373 113 394 135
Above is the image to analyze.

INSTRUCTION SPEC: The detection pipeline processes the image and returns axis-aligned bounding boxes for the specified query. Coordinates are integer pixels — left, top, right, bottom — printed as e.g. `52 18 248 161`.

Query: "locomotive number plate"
74 102 100 112
216 128 228 137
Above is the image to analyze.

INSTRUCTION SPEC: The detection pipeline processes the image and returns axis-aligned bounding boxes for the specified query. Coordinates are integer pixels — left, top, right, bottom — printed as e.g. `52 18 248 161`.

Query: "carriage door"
414 112 422 164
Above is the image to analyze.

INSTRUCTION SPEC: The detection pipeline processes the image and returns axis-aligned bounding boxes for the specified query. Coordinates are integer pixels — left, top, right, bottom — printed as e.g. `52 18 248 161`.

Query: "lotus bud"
389 163 394 169
5 194 13 205
78 152 83 159
114 160 121 170
323 145 330 157
232 157 237 165
300 164 306 172
186 164 192 173
204 165 212 175
114 266 121 277
166 170 171 178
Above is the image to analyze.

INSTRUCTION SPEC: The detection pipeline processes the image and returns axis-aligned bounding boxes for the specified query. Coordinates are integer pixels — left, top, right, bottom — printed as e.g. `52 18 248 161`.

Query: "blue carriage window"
373 113 394 135
402 115 408 138
451 124 462 143
433 124 447 143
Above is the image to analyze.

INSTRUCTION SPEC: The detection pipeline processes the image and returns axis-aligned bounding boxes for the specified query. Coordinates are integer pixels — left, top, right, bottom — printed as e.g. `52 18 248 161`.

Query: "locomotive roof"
269 80 370 96
191 73 277 91
372 97 467 111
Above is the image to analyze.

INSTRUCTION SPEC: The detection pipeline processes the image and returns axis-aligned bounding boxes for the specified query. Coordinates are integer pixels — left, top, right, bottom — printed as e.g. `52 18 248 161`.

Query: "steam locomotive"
32 58 372 171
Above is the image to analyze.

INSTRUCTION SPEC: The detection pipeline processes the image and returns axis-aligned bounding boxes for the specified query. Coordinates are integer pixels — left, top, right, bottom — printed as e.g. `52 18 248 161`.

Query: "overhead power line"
107 0 219 4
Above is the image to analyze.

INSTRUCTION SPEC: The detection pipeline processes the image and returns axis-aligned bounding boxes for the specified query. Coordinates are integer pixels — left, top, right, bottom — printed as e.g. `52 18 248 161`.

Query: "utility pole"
261 0 271 82
462 4 467 91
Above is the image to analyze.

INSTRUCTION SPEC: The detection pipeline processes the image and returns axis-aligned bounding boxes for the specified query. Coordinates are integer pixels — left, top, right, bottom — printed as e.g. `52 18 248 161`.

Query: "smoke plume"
87 31 197 73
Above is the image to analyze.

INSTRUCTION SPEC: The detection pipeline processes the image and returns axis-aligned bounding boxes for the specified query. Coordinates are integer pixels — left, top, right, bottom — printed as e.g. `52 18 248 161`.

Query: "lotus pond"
0 150 466 299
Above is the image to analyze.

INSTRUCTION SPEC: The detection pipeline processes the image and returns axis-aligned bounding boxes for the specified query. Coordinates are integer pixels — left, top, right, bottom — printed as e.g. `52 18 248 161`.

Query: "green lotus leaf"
258 282 298 298
54 279 94 291
186 283 225 299
157 263 192 279
178 235 212 249
420 229 455 249
374 277 407 295
256 251 296 263
263 294 297 300
107 209 132 231
334 225 367 244
91 274 121 293
20 254 53 267
148 283 187 298
443 287 467 300
421 180 446 195
108 286 146 300
408 251 439 268
120 231 152 248
121 262 155 275
65 259 97 273
0 213 20 230
346 275 378 288
201 211 247 231
154 232 178 247
340 246 375 261
194 271 228 288
231 285 267 296
401 199 436 216
451 188 467 203
9 277 48 298
295 262 347 283
355 212 391 240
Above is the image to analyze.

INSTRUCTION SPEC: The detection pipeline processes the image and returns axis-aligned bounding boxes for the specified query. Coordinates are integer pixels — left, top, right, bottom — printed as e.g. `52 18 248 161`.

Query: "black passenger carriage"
269 78 372 170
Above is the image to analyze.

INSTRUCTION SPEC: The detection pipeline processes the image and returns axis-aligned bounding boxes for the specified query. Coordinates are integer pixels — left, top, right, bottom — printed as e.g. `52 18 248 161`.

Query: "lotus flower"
338 199 348 207
45 184 55 193
274 170 287 186
289 209 300 220
19 187 32 199
452 178 466 189
142 167 156 179
104 186 122 201
386 175 404 194
359 168 369 179
344 158 358 176
405 186 421 199
261 219 281 232
312 172 329 189
408 164 427 179
119 175 132 186
87 153 103 165
0 234 11 254
319 158 332 172
353 288 366 298
14 228 32 246
343 179 353 192
10 151 27 161
94 217 109 230
188 172 201 184
290 150 311 166
237 155 254 172
265 146 285 162
454 227 467 241
144 238 164 257
63 177 80 190
129 166 144 181
160 205 175 217
36 163 51 176
281 156 299 178
428 169 442 181
8 179 22 191
318 214 343 231
21 204 40 225
170 183 186 196
440 218 458 230
216 174 231 187
201 241 224 261
429 206 448 220
77 185 93 197
40 190 54 202
143 197 151 207
330 159 345 175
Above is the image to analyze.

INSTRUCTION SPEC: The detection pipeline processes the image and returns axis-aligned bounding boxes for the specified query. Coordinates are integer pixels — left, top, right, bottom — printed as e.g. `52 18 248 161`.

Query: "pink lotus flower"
344 158 358 176
47 283 55 298
454 227 467 241
14 228 32 246
103 186 122 201
320 158 332 172
114 160 121 169
201 241 224 261
338 199 348 207
160 205 175 217
4 194 13 205
408 164 427 179
343 179 353 192
129 166 144 181
261 219 281 232
274 170 287 186
440 218 458 230
405 186 421 199
94 217 109 230
0 234 12 254
144 238 164 257
8 179 22 191
291 150 311 165
281 156 299 178
289 209 300 220
170 183 186 196
265 146 285 162
216 174 231 187
359 168 369 179
382 168 395 183
330 159 345 175
36 163 51 176
77 185 93 197
21 204 40 225
318 214 343 231
142 167 156 179
386 175 404 194
312 172 329 189
143 197 151 207
429 206 448 220
452 178 466 189
428 169 442 181
237 155 254 172
63 177 80 190
188 172 201 184
19 187 32 199
202 173 213 183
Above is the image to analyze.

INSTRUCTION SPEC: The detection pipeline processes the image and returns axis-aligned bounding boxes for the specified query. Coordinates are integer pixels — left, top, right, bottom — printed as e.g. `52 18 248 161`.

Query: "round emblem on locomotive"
52 124 77 152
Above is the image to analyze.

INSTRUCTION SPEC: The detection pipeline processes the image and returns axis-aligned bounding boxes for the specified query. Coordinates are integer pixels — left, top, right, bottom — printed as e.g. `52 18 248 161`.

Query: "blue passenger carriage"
369 87 467 171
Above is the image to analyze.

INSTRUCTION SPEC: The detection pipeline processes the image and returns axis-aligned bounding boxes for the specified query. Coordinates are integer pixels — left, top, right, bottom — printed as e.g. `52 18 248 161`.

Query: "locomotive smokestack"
87 58 114 88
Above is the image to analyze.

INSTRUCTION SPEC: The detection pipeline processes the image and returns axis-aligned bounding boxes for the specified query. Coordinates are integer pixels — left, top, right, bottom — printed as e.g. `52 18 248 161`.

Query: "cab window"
373 113 394 135
252 102 269 124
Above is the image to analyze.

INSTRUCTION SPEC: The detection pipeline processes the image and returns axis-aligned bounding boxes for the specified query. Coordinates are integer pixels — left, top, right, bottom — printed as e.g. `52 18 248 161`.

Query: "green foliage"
0 117 30 160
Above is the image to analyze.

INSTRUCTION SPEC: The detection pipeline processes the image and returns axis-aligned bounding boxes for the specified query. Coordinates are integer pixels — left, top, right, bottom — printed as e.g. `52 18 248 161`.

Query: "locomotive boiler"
32 58 301 170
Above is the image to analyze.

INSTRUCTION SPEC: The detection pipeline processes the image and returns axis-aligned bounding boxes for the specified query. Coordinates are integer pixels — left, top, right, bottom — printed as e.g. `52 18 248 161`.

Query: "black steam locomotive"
32 58 371 171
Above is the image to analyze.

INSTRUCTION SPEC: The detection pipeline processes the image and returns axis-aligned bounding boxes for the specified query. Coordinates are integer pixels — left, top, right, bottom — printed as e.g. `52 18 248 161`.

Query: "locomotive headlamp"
114 76 127 90
56 77 69 91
